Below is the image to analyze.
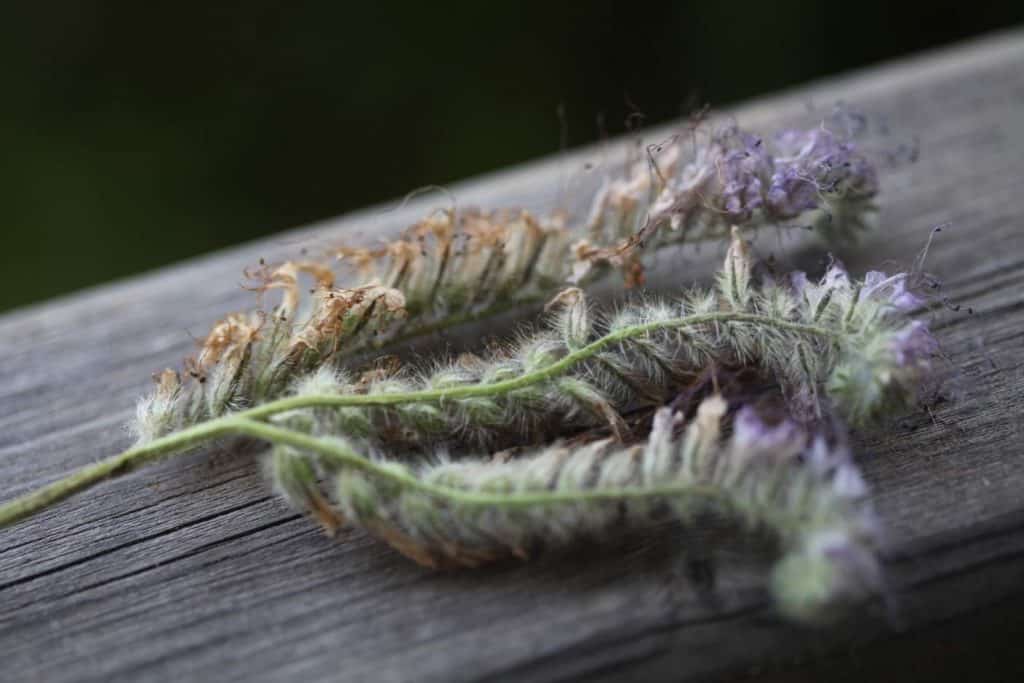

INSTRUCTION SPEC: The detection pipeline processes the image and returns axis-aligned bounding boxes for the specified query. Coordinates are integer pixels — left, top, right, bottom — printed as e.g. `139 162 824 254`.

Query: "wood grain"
2 29 1024 682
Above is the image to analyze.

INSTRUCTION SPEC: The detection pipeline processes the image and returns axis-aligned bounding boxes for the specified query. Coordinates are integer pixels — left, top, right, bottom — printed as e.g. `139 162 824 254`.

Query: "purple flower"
732 407 804 463
864 271 927 312
767 164 821 217
716 129 772 221
787 263 848 308
890 320 938 367
765 128 878 219
635 111 886 250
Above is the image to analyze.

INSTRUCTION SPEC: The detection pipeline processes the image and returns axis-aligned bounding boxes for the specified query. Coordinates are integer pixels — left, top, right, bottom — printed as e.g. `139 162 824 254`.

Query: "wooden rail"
2 29 1023 682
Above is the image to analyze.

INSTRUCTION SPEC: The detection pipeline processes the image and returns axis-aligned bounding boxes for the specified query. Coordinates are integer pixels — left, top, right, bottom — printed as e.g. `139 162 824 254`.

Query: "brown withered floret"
183 312 263 384
245 260 337 320
150 368 182 397
332 208 571 309
570 235 648 289
288 285 406 360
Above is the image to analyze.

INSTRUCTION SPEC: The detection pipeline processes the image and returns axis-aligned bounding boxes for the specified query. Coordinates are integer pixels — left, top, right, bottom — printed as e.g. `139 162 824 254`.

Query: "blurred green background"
1 1 1021 312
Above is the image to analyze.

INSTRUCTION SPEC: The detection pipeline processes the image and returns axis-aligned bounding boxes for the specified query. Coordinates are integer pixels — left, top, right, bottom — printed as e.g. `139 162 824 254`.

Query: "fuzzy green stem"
0 418 237 527
0 311 836 528
232 418 735 510
244 312 835 417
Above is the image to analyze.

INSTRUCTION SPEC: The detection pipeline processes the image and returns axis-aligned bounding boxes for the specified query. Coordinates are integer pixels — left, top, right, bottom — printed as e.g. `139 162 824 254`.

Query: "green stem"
233 418 730 509
0 311 835 528
0 418 237 527
244 312 835 417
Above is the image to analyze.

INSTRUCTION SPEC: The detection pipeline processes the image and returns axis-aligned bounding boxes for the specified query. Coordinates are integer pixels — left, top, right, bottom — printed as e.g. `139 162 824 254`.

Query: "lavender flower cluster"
577 108 887 284
704 125 872 229
719 124 879 223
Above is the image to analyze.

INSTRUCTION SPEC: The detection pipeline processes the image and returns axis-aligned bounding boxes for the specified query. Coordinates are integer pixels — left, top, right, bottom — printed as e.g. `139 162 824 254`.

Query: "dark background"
1 1 1021 312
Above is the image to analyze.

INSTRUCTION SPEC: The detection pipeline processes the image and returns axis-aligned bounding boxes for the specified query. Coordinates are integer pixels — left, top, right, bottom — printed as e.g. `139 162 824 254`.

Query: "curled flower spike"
263 231 937 453
265 398 882 624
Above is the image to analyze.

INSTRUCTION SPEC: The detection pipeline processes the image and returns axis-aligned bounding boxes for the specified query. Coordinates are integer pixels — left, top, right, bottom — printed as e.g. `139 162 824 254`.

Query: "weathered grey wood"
2 29 1024 682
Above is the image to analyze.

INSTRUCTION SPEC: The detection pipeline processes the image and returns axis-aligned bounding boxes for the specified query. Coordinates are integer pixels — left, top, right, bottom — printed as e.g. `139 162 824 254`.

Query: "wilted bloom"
247 260 336 321
863 271 928 312
290 285 407 358
718 130 772 221
767 127 879 219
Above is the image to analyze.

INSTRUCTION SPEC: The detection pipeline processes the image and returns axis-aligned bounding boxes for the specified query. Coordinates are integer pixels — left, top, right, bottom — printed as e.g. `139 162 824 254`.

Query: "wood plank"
2 28 1024 682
